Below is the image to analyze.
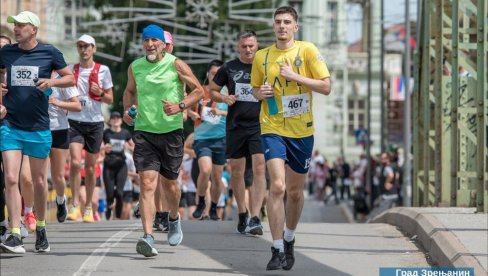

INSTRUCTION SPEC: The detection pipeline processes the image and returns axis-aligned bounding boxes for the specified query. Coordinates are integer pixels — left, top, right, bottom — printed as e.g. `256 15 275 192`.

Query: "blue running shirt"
0 43 68 131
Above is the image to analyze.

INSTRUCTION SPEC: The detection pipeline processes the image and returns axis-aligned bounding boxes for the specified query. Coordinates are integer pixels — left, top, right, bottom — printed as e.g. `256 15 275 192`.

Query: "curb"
371 207 486 275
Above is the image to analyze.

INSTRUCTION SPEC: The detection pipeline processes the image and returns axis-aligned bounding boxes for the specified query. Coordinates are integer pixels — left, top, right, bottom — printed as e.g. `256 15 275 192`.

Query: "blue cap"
142 24 165 43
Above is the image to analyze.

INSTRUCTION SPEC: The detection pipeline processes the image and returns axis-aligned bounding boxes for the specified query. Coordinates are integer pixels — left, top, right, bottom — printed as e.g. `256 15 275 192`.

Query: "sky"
346 0 419 44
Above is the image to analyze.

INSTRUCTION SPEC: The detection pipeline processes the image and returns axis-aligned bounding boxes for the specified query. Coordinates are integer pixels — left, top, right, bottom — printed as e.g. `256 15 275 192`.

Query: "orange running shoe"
24 212 37 232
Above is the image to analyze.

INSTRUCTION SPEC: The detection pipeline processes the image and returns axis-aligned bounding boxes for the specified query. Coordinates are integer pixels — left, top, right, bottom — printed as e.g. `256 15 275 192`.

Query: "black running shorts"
51 129 70 150
226 127 263 159
133 129 184 180
68 120 104 154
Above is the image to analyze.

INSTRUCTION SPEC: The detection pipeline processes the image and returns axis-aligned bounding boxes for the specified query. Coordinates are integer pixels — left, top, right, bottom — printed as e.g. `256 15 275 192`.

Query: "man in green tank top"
122 24 203 257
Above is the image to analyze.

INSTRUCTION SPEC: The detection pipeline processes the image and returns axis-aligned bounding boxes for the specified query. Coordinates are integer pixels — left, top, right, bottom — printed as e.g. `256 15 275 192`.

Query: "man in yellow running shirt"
251 6 332 271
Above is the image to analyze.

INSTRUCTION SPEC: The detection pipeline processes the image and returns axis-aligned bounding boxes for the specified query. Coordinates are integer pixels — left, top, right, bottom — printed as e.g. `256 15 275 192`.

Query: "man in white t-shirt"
48 80 81 223
67 34 114 223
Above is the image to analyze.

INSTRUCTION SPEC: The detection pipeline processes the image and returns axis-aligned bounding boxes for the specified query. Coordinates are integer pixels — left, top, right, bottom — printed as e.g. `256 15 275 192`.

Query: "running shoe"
192 199 206 219
20 222 29 239
153 213 163 232
136 234 158 257
246 216 264 235
56 199 68 223
67 205 81 221
0 234 25 254
209 208 220 221
167 215 183 247
283 238 295 270
82 208 94 223
0 225 7 243
236 211 249 234
160 212 169 233
35 227 50 253
266 247 287 270
132 202 140 218
93 212 101 222
24 212 36 232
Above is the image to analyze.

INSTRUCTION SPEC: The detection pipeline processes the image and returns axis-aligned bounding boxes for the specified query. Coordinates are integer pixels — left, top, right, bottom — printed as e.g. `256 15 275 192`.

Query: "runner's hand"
90 81 102 96
123 110 135 125
104 143 112 154
48 96 60 106
161 100 180 115
279 58 296 82
1 83 7 96
35 78 52 91
256 84 273 100
0 105 6 119
222 95 236 106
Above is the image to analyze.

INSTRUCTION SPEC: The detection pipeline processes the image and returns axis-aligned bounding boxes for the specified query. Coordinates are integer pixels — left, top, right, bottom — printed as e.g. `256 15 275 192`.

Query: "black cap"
110 111 121 118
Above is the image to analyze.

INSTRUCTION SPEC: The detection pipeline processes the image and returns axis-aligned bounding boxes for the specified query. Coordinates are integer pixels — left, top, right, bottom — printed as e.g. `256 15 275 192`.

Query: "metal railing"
413 0 487 212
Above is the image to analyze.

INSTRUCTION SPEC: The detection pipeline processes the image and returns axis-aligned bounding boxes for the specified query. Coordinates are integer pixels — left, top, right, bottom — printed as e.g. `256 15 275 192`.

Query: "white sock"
273 239 284 253
284 226 295 242
56 195 66 205
0 220 7 227
24 207 33 214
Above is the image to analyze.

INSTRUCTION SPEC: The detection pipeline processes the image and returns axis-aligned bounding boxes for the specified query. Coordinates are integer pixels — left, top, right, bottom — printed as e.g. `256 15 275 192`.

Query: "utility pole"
403 0 412 207
380 0 385 153
366 0 372 194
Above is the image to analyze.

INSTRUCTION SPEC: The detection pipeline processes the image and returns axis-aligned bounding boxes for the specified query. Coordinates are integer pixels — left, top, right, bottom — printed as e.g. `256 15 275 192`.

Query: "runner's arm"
49 95 82 112
123 65 137 125
175 59 203 110
100 87 113 105
53 66 75 88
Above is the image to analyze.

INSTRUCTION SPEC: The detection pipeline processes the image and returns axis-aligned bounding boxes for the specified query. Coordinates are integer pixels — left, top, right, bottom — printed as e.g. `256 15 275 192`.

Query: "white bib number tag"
201 106 221 125
235 83 258 102
282 93 310 118
110 138 125 152
11 66 39 87
79 96 92 109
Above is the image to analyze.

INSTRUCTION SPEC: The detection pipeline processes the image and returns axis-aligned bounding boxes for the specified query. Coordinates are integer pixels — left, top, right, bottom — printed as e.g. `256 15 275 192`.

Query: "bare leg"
140 171 158 235
3 151 23 229
29 156 50 222
229 158 246 213
249 154 266 217
69 143 83 206
266 158 287 241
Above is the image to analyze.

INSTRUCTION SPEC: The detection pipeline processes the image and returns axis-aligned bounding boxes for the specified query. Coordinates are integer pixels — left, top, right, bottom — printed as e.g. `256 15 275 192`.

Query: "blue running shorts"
0 125 52 159
260 134 314 174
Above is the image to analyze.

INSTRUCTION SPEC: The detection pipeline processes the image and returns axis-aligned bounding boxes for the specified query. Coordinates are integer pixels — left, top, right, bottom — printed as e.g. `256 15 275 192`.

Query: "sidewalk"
371 207 487 275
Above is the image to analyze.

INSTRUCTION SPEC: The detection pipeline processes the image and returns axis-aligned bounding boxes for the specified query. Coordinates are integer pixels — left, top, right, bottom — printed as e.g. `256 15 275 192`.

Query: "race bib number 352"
11 66 39 87
235 83 258 102
282 93 311 118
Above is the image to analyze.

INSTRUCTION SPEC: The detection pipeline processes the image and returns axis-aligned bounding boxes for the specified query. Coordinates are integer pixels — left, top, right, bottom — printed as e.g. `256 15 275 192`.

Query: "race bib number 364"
282 93 311 118
235 83 258 102
11 66 39 86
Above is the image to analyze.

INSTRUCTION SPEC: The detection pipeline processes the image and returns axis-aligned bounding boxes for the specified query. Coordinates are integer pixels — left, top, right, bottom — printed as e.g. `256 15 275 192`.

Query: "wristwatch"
178 102 186 110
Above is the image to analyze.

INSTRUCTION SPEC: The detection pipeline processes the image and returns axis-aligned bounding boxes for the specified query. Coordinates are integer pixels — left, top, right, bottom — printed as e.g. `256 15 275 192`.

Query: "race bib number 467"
235 83 258 102
282 93 311 118
11 66 39 86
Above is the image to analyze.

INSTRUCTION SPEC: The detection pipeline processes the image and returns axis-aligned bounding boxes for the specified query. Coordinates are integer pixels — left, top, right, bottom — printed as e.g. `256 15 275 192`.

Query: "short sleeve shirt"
67 64 113 123
213 58 260 131
103 128 132 158
251 41 330 138
0 43 68 131
49 85 79 130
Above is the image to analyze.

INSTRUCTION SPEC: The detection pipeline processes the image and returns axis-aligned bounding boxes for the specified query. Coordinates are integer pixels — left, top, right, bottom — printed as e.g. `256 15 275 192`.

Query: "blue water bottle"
33 78 53 96
265 82 278 115
127 106 137 126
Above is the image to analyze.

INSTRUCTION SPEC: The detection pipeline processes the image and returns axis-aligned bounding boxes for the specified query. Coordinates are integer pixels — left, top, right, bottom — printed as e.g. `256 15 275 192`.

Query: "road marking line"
73 223 139 276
